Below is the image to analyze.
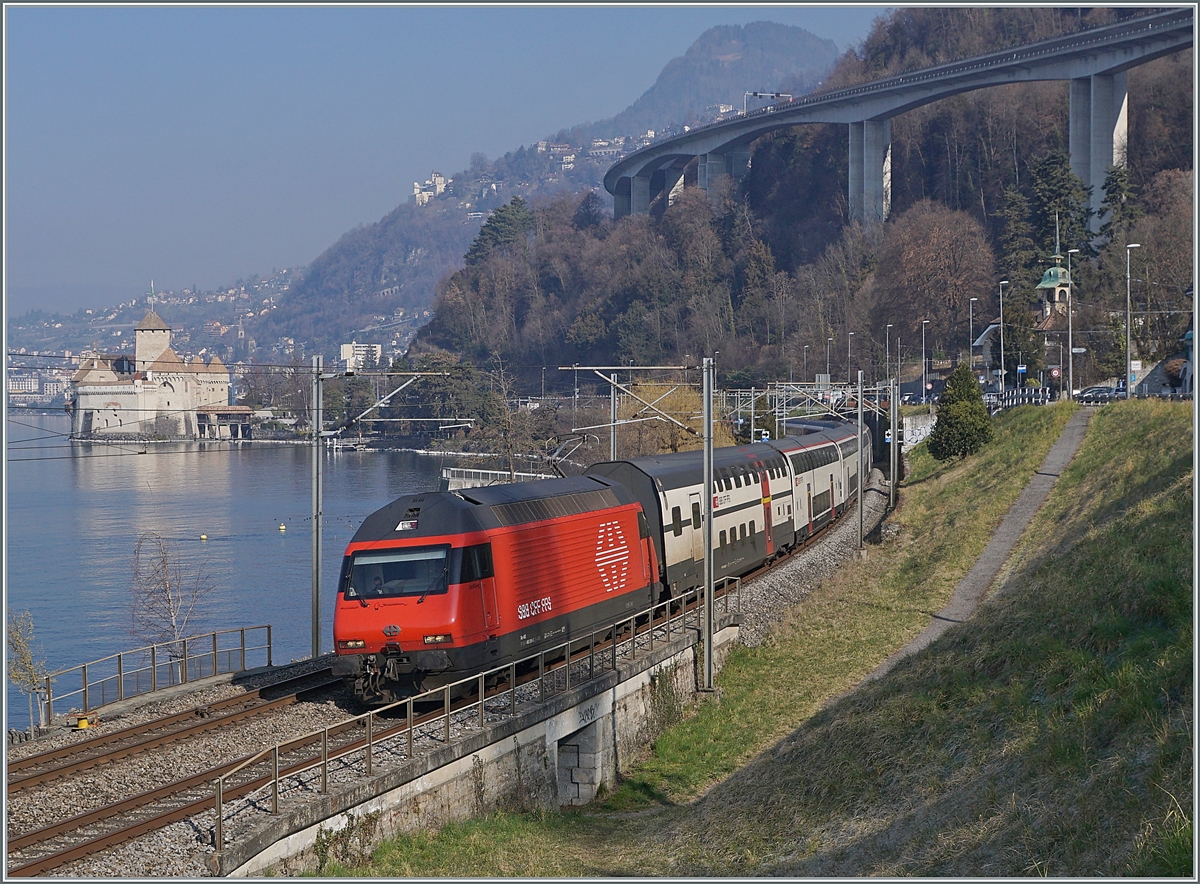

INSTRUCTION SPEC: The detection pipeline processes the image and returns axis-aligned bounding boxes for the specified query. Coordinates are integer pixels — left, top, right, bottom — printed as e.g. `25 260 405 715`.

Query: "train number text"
517 596 553 620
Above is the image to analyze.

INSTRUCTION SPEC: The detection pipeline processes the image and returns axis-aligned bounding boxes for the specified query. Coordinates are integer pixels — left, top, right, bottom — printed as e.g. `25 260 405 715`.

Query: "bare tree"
7 610 49 734
130 532 213 649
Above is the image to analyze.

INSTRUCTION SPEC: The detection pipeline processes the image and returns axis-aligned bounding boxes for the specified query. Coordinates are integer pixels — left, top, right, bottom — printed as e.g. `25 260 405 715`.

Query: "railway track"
7 669 339 794
5 669 342 877
6 657 578 877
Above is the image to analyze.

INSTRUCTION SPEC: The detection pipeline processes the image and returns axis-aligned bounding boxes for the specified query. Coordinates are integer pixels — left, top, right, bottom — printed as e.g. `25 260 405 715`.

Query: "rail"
44 625 273 721
212 581 739 858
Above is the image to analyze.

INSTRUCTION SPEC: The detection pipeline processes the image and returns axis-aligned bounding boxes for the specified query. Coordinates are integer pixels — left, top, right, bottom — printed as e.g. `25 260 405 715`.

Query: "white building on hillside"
339 341 383 372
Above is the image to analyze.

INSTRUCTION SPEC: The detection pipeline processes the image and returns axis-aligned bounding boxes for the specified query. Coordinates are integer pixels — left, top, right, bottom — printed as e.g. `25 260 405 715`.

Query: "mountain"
244 21 840 353
559 22 838 142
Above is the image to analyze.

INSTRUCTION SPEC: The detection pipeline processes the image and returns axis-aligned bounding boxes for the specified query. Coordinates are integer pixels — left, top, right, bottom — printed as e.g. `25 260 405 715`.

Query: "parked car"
1078 386 1114 405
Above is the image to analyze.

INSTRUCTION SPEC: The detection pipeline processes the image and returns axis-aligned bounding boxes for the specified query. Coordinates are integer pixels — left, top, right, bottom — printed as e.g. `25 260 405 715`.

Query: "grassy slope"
322 401 1192 877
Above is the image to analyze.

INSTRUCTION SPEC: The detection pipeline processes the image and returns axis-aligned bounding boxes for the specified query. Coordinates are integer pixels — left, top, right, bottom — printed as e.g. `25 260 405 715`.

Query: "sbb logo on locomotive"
595 520 630 593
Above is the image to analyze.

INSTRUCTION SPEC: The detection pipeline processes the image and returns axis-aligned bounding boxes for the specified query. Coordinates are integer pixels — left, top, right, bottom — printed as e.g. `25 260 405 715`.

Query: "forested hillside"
250 201 477 348
245 21 840 352
410 6 1192 394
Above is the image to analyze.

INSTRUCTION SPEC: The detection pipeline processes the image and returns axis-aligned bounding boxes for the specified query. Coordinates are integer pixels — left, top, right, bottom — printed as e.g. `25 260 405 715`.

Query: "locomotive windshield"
343 547 449 600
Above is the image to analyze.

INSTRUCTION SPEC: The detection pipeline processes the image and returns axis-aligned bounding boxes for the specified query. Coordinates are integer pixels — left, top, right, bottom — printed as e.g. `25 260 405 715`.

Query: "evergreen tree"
928 362 993 460
1028 150 1093 258
464 197 534 265
995 185 1040 293
1098 164 1142 242
572 191 607 231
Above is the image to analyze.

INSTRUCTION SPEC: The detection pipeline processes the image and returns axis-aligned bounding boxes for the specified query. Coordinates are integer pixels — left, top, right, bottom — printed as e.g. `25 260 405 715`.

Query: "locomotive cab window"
343 546 449 600
451 543 494 583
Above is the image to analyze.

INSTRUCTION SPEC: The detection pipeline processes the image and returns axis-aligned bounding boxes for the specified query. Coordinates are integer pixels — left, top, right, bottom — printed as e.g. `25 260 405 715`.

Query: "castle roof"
148 348 185 372
135 310 172 332
188 354 228 374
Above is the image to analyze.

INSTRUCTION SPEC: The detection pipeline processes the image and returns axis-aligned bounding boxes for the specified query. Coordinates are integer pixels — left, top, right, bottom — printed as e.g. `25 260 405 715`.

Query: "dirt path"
862 406 1094 684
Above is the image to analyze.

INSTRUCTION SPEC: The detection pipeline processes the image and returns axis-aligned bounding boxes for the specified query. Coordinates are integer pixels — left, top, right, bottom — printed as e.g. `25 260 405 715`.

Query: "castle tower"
134 310 172 371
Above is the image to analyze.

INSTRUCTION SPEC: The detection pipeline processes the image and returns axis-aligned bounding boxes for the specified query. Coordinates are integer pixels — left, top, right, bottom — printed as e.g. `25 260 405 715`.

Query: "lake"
5 413 451 727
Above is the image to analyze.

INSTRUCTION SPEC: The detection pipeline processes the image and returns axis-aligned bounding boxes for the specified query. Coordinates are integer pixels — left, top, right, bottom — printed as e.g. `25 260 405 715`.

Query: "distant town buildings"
67 309 251 440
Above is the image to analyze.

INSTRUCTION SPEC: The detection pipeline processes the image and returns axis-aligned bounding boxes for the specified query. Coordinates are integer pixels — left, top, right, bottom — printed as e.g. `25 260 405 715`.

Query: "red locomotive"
332 475 659 704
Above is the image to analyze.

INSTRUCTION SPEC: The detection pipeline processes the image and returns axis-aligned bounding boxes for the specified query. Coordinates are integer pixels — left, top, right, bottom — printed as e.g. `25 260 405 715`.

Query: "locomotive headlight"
338 639 366 649
423 633 452 645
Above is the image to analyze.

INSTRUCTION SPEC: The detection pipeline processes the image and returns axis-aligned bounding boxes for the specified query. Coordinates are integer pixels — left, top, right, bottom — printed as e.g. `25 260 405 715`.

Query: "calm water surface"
6 413 447 724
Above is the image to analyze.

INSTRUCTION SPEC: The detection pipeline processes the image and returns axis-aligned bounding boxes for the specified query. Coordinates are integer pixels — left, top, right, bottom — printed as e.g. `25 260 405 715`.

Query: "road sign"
1050 368 1060 378
1131 360 1142 371
1017 364 1027 373
1071 347 1087 354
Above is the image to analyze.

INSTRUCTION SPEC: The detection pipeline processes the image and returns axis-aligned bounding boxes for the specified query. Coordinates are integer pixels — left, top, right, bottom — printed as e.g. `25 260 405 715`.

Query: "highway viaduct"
604 8 1193 229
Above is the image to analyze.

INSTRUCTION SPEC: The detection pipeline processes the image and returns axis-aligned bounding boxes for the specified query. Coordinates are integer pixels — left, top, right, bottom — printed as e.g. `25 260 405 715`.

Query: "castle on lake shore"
68 309 251 440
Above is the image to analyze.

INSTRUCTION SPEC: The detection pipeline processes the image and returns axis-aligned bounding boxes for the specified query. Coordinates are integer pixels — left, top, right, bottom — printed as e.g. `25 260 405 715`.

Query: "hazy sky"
5 4 886 316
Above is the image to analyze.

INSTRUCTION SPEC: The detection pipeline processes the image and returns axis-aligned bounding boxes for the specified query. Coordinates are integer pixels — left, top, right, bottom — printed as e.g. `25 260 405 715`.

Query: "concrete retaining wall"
902 414 937 451
219 617 740 876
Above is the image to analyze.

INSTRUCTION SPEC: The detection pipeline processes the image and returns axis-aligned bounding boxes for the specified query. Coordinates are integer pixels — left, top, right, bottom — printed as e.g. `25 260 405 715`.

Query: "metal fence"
212 581 739 857
999 387 1053 409
45 625 273 720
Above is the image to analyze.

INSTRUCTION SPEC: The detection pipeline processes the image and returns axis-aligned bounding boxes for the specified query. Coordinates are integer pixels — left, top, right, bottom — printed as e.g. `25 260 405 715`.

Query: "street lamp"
921 320 930 404
847 331 854 384
1065 249 1084 398
968 298 978 368
1126 243 1141 398
885 323 893 384
826 337 832 380
998 280 1010 395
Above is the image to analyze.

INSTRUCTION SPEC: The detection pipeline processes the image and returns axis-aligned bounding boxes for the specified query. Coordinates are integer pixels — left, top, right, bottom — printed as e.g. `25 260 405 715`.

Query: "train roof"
590 429 854 492
348 475 635 545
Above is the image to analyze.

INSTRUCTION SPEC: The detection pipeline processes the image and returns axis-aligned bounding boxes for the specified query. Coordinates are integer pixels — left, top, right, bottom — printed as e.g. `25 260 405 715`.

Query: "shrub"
928 363 993 459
